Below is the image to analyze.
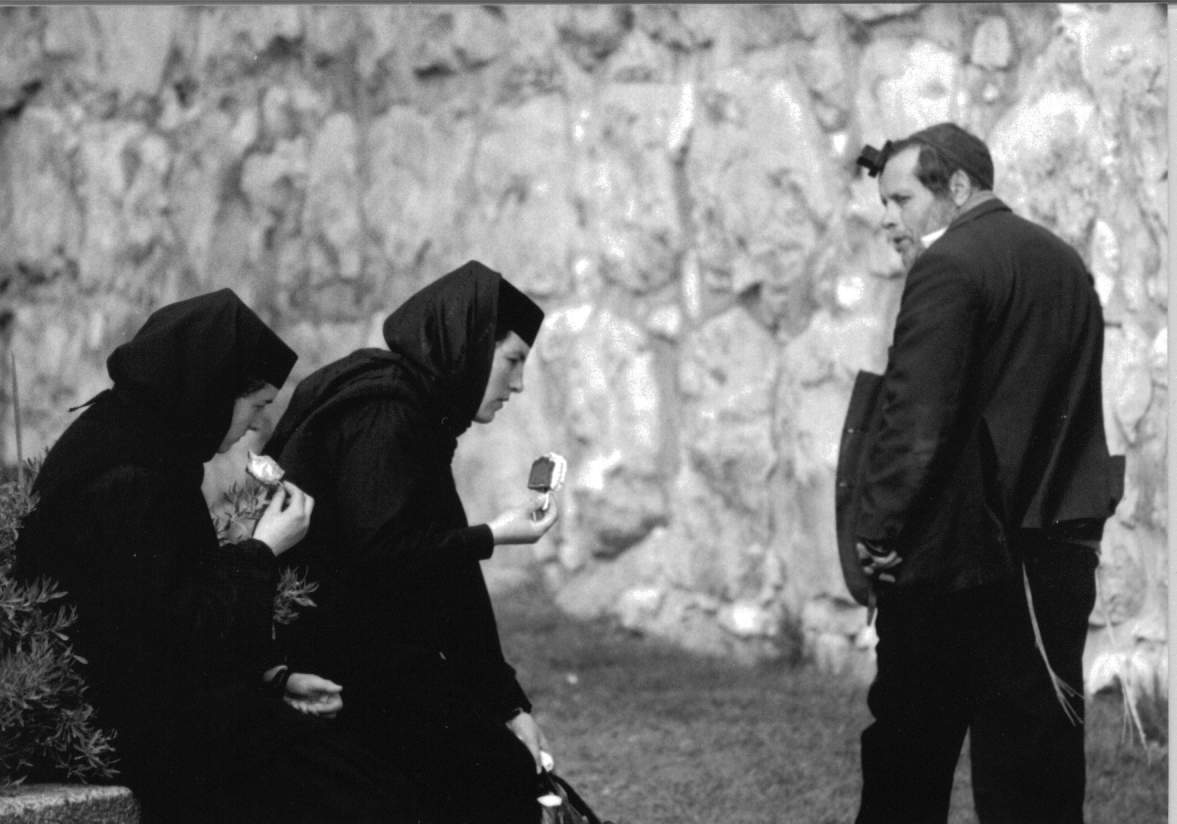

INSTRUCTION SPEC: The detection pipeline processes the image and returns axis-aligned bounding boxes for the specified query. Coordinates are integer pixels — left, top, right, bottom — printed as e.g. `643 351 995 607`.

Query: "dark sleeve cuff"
491 659 532 721
206 538 278 580
461 524 495 561
497 683 533 722
232 539 279 575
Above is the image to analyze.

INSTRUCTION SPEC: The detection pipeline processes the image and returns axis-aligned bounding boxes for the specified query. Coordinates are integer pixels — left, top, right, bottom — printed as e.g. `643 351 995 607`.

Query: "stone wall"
0 5 1166 700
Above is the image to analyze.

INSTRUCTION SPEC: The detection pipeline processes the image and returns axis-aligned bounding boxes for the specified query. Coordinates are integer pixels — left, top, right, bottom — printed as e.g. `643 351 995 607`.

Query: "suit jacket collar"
945 196 1010 236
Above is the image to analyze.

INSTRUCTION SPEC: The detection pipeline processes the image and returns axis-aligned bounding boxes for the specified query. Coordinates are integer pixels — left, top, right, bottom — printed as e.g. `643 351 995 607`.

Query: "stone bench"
0 785 139 824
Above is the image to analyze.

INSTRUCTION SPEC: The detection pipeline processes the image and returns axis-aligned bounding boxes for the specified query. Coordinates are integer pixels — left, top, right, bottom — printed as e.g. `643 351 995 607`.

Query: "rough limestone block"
89 7 179 98
361 106 476 279
463 96 580 297
798 29 853 131
855 37 959 143
801 595 867 639
1092 520 1150 626
4 107 83 270
555 5 632 70
0 8 46 116
1102 323 1154 450
717 598 781 640
73 119 146 287
837 5 920 24
0 785 139 824
680 307 778 515
688 54 837 302
306 113 363 281
574 84 685 294
41 8 100 73
970 16 1013 69
990 88 1101 253
193 5 303 66
406 6 510 75
529 306 667 561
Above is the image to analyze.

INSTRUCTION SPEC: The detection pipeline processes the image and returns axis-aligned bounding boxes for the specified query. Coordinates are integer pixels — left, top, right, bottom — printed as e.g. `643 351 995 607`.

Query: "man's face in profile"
879 145 956 271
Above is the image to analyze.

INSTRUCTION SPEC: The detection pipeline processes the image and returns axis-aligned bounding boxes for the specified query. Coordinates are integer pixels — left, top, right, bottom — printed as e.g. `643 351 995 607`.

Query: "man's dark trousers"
856 534 1098 824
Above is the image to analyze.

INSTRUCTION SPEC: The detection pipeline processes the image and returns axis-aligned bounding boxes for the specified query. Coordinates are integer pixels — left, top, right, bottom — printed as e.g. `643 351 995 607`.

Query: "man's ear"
948 169 973 207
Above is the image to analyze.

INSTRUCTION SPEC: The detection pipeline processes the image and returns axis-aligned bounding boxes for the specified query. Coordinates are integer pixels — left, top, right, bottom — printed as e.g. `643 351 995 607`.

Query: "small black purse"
537 769 616 824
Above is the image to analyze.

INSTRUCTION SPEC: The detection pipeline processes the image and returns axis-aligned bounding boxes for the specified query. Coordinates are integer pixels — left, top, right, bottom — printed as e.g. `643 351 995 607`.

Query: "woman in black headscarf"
265 260 558 824
15 289 420 823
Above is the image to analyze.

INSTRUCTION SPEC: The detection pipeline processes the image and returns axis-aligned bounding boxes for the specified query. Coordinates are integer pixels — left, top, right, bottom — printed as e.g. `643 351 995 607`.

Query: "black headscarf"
267 260 542 461
33 289 297 499
496 278 544 347
381 260 502 433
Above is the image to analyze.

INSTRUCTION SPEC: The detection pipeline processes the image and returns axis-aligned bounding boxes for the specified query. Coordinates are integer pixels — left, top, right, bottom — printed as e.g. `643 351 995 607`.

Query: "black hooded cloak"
15 290 416 824
265 261 542 823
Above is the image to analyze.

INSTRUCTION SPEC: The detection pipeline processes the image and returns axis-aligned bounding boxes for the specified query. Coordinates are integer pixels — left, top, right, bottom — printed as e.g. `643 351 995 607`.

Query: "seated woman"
14 289 419 824
266 261 559 824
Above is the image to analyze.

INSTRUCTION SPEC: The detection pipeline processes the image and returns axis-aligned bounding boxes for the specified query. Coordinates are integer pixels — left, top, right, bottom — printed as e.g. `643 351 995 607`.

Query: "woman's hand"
283 672 343 718
488 495 559 546
252 481 315 557
506 711 549 773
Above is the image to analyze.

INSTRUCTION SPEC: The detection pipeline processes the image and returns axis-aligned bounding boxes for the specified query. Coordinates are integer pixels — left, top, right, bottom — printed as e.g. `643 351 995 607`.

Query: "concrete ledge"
0 785 139 824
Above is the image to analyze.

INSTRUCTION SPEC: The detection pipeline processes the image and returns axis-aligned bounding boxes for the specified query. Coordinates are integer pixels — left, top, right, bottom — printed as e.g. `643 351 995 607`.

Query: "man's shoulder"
952 199 1075 247
939 202 1080 266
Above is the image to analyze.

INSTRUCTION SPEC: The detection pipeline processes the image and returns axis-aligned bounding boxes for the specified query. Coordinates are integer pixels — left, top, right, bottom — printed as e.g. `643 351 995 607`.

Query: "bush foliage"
0 460 119 787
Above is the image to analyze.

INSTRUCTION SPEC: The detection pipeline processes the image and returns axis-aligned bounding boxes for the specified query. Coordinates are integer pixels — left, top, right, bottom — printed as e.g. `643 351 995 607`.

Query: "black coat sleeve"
856 250 986 547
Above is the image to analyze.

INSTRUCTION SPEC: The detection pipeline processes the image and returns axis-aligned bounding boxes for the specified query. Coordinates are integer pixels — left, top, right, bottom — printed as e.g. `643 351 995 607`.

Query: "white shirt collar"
921 226 947 247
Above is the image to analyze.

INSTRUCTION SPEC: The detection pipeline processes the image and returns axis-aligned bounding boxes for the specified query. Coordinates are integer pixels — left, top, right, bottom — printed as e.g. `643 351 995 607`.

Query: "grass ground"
496 582 1167 824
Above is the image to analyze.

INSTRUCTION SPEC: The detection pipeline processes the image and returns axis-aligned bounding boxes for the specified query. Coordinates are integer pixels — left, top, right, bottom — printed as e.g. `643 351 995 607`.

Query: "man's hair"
884 139 956 197
859 122 995 194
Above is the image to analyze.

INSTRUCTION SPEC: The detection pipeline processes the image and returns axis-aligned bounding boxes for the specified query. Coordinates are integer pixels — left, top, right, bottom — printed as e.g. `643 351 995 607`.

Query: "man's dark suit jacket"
855 197 1124 593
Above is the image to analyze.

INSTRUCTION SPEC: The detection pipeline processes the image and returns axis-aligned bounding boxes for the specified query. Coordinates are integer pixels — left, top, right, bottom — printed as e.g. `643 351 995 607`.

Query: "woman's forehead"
246 383 280 402
497 330 532 357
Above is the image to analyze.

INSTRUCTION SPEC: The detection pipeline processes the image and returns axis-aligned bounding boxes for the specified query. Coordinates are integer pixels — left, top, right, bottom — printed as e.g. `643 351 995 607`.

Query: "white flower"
246 451 286 487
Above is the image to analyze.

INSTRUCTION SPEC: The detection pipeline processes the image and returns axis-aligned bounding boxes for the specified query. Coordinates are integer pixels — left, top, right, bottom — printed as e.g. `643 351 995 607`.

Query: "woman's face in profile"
218 383 279 453
474 331 530 424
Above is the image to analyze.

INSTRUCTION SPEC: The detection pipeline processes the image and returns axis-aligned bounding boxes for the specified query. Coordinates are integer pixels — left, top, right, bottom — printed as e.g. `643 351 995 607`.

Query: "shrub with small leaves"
0 461 37 577
0 459 119 788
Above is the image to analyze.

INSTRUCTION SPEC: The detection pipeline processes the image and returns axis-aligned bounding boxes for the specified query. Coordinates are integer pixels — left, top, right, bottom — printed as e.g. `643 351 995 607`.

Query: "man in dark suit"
850 123 1123 823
